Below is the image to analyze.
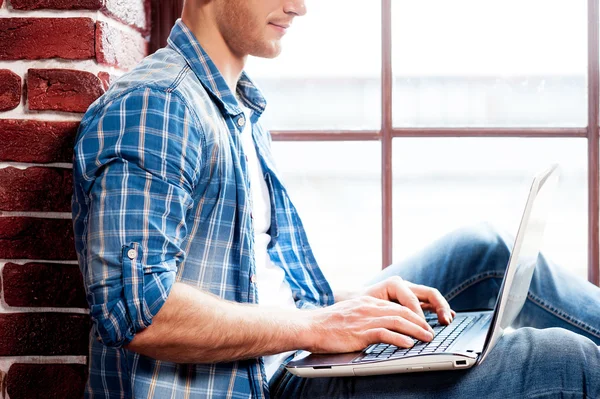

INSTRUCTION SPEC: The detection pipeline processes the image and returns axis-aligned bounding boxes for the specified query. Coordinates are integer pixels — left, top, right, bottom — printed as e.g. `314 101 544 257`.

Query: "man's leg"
369 222 600 344
271 223 600 398
271 328 600 399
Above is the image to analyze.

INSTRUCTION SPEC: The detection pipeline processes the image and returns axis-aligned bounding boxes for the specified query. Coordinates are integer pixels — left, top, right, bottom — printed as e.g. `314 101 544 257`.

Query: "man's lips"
269 22 291 33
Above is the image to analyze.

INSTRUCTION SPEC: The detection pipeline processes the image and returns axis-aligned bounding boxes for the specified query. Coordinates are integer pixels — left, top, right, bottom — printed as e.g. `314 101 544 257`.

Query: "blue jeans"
271 223 600 398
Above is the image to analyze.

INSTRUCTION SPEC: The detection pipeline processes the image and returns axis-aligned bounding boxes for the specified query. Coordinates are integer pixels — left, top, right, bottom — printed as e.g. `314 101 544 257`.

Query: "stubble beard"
216 1 283 59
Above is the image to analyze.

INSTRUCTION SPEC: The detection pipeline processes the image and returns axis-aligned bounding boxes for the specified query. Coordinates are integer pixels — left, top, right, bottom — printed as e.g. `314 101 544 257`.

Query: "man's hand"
302 295 435 354
126 282 435 362
361 276 456 325
124 279 455 362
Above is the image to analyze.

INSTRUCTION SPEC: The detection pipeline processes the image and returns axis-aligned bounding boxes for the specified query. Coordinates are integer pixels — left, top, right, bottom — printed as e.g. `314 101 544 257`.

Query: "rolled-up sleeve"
72 87 203 348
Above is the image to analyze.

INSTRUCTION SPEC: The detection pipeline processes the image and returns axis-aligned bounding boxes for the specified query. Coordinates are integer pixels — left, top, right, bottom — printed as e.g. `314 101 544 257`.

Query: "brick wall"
0 1 150 397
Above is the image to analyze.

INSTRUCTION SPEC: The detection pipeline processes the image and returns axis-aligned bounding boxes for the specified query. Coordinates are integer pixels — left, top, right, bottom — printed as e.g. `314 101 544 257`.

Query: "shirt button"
127 249 137 260
250 274 257 284
237 116 245 127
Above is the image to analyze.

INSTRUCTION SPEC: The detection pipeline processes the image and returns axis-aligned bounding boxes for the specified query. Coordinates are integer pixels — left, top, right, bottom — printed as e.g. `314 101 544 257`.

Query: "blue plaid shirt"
72 18 333 399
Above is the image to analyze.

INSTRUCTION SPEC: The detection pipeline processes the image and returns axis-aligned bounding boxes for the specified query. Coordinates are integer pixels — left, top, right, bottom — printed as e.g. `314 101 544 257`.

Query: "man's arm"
125 282 308 363
74 88 435 362
73 87 202 349
125 281 437 363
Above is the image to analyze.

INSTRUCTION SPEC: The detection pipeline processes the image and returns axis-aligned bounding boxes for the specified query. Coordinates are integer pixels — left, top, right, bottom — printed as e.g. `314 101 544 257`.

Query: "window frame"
151 0 600 286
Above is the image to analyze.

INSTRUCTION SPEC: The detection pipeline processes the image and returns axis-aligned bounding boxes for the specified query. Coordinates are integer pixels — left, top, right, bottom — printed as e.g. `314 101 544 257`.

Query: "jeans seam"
444 270 505 302
526 292 600 340
269 369 291 398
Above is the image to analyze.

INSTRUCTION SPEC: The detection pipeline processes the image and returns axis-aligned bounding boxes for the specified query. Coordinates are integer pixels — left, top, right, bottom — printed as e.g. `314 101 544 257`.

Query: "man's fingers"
370 316 434 343
422 304 458 324
374 299 433 333
387 277 426 320
367 328 415 349
408 283 453 324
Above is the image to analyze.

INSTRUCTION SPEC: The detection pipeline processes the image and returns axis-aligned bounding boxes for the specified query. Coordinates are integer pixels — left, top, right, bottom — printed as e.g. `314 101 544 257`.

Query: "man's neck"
181 7 246 94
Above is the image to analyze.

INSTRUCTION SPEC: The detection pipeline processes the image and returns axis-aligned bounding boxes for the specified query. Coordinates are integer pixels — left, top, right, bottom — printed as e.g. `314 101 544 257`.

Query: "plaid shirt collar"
167 18 267 117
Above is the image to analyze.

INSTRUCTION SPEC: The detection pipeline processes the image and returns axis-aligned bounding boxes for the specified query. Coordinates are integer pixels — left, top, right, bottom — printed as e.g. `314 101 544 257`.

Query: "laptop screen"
479 165 559 363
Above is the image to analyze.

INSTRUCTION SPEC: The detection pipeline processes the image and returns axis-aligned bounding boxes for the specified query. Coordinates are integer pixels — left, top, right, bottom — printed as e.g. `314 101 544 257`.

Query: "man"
72 0 600 397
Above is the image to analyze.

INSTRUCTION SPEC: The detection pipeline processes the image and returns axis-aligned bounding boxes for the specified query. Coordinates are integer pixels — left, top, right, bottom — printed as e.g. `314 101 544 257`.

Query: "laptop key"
354 315 478 364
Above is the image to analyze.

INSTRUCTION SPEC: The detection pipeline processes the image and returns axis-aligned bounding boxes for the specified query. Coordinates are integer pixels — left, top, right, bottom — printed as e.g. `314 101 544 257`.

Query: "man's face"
214 0 306 59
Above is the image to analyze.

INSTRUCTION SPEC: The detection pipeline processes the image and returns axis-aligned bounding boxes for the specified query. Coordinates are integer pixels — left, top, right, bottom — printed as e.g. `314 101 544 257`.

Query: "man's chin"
250 42 283 59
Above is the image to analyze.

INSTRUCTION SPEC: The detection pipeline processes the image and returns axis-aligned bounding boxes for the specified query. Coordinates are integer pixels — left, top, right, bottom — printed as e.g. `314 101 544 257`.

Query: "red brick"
9 0 149 33
96 21 148 70
0 313 90 356
98 71 117 91
0 217 76 260
0 18 95 61
0 119 78 163
10 0 102 10
3 262 87 308
27 68 104 113
101 0 150 34
7 364 86 399
0 167 72 212
0 70 21 112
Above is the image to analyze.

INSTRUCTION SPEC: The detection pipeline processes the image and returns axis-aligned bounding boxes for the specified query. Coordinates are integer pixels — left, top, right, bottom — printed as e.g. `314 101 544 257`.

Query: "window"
272 141 381 288
246 0 382 130
392 0 587 128
152 0 600 287
392 138 588 279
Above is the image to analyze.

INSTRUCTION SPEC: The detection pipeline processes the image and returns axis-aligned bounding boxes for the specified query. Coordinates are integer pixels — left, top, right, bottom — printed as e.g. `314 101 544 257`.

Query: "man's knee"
449 222 511 273
503 327 600 378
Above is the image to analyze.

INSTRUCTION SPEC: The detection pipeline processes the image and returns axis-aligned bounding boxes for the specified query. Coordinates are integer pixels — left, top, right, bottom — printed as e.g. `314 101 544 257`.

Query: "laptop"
286 164 560 378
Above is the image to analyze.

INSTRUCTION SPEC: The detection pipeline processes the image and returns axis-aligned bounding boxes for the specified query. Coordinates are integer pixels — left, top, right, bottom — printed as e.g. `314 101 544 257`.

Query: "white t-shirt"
239 106 297 381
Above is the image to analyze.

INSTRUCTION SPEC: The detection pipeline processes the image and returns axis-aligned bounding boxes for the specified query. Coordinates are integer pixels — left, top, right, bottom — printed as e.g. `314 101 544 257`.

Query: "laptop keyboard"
353 314 477 363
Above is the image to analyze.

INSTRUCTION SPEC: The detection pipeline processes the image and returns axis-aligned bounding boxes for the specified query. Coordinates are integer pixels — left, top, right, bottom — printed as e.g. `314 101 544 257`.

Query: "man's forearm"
125 282 310 363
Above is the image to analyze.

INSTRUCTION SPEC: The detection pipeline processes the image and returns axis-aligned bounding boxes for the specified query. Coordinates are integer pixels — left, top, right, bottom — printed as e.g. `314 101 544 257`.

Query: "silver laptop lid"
478 164 560 363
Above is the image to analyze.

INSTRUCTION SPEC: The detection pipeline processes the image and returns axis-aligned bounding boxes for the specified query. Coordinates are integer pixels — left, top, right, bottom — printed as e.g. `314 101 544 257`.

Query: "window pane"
392 0 587 127
271 141 381 288
246 1 381 131
392 138 587 279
